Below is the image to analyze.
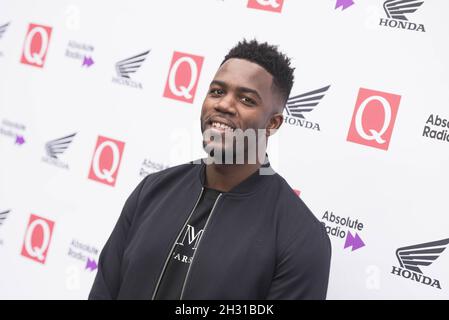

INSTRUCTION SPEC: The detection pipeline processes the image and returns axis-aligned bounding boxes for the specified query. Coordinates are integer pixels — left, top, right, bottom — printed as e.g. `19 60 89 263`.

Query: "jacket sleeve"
267 221 332 300
88 177 147 300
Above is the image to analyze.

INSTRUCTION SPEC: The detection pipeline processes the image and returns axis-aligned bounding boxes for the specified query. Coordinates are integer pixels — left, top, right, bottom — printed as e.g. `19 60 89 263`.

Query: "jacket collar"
191 154 276 195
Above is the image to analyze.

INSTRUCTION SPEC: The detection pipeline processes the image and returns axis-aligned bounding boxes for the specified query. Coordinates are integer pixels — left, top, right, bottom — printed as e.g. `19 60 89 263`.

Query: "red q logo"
21 214 55 264
20 23 52 68
247 0 284 13
163 51 204 104
347 88 401 151
88 136 125 187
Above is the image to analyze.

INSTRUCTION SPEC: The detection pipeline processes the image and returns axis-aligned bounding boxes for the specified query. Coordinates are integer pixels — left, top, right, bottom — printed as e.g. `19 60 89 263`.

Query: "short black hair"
221 39 295 105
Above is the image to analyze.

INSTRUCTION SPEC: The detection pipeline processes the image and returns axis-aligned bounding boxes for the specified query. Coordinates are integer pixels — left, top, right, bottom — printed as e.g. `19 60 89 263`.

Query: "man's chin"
202 145 248 165
204 147 228 161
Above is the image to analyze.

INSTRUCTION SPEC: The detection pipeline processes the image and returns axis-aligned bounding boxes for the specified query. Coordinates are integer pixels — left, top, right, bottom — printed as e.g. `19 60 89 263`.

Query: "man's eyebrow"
210 80 262 101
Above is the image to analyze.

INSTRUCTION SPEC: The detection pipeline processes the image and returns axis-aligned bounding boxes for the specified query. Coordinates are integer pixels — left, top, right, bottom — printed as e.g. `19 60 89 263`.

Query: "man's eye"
209 88 223 95
241 97 256 105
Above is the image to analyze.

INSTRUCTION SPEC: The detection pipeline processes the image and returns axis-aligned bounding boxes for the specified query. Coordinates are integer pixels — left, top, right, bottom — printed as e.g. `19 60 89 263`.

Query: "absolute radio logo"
391 238 449 289
139 158 170 178
422 114 449 143
65 40 95 68
379 0 425 32
88 135 125 187
163 51 204 104
112 50 150 89
0 118 26 146
247 0 284 13
42 133 76 169
67 239 99 272
284 85 331 131
321 211 366 252
347 88 401 151
20 23 52 68
335 0 354 11
21 214 55 264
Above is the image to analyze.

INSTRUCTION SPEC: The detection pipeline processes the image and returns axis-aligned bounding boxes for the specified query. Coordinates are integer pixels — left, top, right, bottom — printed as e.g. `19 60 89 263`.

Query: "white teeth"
212 121 234 131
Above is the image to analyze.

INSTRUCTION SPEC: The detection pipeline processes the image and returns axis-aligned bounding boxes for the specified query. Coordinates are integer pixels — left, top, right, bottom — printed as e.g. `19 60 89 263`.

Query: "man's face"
200 58 282 163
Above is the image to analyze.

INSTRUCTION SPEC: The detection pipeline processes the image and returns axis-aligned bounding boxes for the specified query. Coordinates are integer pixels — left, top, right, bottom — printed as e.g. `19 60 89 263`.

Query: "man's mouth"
206 118 236 133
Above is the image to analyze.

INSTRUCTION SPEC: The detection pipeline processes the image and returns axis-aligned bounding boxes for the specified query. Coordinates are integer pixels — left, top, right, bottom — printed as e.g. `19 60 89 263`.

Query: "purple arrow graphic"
82 56 94 67
85 258 98 271
335 0 354 10
344 231 365 251
15 135 25 145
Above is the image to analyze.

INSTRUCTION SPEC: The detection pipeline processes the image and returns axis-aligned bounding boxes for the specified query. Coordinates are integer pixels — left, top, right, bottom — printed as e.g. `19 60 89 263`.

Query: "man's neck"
204 157 264 193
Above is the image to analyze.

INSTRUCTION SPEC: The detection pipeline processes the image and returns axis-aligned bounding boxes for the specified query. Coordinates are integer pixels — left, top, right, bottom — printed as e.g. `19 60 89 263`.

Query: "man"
89 39 331 300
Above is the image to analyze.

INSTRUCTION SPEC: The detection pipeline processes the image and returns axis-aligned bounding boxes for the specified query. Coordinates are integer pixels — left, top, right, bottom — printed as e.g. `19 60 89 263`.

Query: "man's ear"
266 113 283 137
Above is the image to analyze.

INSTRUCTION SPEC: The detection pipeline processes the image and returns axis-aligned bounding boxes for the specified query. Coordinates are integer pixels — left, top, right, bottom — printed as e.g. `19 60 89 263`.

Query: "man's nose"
214 94 237 115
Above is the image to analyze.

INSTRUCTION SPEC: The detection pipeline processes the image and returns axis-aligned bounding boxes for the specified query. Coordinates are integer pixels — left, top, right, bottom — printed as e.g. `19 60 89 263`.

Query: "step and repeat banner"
1 0 448 299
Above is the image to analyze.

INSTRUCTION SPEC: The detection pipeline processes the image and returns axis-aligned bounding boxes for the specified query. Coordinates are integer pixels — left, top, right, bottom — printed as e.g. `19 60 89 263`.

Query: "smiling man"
89 39 331 300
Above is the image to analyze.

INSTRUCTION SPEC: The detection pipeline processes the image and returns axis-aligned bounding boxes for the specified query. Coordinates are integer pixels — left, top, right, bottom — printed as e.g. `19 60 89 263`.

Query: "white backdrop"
1 0 449 299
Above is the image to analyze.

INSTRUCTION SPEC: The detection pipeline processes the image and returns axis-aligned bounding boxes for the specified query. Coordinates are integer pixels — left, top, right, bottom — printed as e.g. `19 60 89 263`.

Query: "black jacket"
89 158 331 300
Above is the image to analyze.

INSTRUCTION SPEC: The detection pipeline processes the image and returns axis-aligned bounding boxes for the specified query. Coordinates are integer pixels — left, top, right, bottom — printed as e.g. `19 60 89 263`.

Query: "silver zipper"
151 187 205 300
180 193 223 300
